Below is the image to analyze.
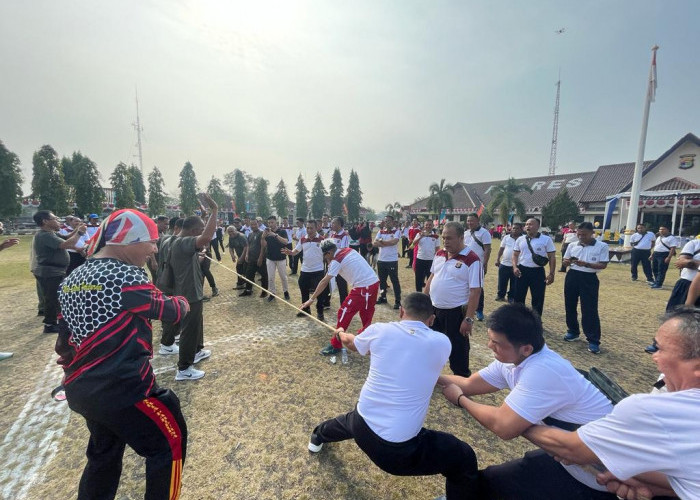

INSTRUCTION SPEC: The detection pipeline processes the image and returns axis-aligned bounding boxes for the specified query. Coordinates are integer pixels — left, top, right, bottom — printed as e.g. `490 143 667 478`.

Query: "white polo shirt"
479 344 613 490
578 389 700 500
326 229 349 249
513 233 555 268
327 248 379 288
499 234 518 267
59 226 90 252
355 320 451 442
280 225 293 243
563 231 579 245
294 235 324 272
564 240 609 274
654 234 679 253
375 229 401 262
429 248 482 309
630 231 654 250
414 232 441 261
463 226 492 262
679 239 700 281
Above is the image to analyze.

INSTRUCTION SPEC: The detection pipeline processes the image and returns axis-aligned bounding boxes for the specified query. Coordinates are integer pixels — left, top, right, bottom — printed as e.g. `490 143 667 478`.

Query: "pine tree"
178 162 200 216
128 165 146 204
272 179 291 217
226 169 247 216
69 152 105 217
31 145 70 214
329 168 344 217
310 173 327 220
252 177 271 218
147 166 166 216
0 140 23 218
294 174 308 220
110 162 136 209
207 176 227 208
346 170 363 222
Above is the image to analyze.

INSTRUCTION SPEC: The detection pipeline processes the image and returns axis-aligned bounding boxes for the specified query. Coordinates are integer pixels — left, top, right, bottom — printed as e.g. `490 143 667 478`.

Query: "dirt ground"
0 236 668 499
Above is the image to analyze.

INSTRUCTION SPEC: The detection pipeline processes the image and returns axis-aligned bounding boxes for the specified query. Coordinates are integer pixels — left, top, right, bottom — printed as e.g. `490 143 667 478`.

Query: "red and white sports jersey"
326 229 349 249
375 229 401 262
328 248 379 288
429 248 482 309
294 235 325 272
415 233 441 261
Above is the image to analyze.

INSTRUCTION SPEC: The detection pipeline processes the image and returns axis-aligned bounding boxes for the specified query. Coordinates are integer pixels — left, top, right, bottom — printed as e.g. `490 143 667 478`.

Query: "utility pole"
132 87 144 174
548 75 561 177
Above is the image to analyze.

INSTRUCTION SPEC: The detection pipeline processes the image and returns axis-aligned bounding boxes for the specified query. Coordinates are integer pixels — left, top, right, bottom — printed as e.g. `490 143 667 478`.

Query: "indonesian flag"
476 203 485 217
648 46 658 102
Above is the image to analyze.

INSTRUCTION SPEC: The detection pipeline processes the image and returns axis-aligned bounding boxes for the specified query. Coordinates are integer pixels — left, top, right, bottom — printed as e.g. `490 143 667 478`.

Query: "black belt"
542 416 581 431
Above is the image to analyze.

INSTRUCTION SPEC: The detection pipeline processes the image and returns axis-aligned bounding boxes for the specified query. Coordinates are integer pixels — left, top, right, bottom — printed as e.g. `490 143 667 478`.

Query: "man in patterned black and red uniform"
56 209 190 500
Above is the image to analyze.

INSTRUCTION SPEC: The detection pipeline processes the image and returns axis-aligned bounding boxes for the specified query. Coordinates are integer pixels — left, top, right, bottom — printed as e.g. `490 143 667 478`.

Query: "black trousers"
313 409 478 500
477 283 485 314
209 241 221 261
479 449 616 500
432 306 470 377
290 250 302 274
177 300 204 371
564 270 601 345
513 265 546 317
630 248 653 281
401 236 409 257
336 274 348 304
666 278 700 312
652 252 670 286
38 275 64 325
200 256 216 290
234 257 247 287
77 387 187 500
406 246 414 266
497 264 517 300
559 243 570 271
414 258 433 292
377 261 401 304
244 261 268 292
67 251 86 275
298 270 328 315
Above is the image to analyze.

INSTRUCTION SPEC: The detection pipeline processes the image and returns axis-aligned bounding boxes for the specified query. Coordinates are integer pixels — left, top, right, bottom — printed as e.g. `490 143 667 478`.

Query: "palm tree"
385 201 402 218
427 179 453 219
487 177 532 224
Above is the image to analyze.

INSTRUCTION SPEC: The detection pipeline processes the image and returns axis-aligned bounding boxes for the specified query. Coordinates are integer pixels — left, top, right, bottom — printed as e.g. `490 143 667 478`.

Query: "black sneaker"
234 285 246 290
296 311 307 318
212 287 219 297
393 303 401 310
43 324 59 334
239 290 252 297
318 313 325 322
260 291 268 298
284 291 290 300
267 296 274 302
376 297 388 305
495 296 506 302
308 432 323 453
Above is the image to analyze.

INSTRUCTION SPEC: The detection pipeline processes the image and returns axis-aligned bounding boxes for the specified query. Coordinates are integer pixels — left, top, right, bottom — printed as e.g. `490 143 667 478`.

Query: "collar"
578 239 597 247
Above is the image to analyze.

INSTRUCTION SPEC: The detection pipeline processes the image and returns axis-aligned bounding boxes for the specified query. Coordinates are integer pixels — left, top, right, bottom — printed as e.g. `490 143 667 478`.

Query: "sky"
1 0 699 212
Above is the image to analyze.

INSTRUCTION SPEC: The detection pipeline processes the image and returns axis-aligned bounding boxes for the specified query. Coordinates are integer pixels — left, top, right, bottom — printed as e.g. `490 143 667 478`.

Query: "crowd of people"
2 206 698 499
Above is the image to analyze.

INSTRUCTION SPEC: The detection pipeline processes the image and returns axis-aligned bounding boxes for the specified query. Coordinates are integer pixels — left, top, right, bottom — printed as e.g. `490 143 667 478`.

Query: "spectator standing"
239 219 268 298
512 218 556 317
412 219 441 292
494 223 523 302
463 213 492 321
629 223 655 284
374 215 402 309
262 216 291 302
649 225 678 289
559 221 578 272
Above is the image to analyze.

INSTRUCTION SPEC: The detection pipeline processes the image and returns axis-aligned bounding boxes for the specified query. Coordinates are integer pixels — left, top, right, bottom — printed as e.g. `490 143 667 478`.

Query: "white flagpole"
624 45 659 248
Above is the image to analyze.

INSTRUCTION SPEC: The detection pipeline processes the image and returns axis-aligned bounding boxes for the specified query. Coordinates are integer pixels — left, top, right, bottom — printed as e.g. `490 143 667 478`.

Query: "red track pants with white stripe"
330 282 380 348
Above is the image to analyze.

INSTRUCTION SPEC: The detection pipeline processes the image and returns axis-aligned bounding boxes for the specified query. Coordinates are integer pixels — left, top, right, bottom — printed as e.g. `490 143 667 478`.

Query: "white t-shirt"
355 320 451 442
499 234 518 266
564 240 610 274
294 235 324 272
326 229 349 249
429 248 482 309
375 229 401 262
513 233 556 268
563 231 579 245
479 344 613 490
327 248 379 288
414 232 441 261
678 240 700 281
654 234 679 253
578 389 700 500
59 226 90 252
292 226 307 241
463 226 492 262
630 231 655 250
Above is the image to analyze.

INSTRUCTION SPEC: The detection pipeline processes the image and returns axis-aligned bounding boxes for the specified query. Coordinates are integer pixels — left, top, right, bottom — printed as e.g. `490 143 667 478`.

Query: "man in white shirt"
284 219 327 320
290 217 307 275
326 216 350 304
629 223 655 283
559 221 578 272
523 308 700 500
463 213 491 321
308 293 478 500
650 225 678 289
412 219 441 292
494 222 523 303
60 216 90 275
512 218 556 317
562 223 610 354
440 303 613 499
374 215 402 309
425 221 482 377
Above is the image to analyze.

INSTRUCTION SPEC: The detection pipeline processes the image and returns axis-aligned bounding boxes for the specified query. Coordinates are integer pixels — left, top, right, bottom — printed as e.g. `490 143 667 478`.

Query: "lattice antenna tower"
132 87 144 173
548 70 561 177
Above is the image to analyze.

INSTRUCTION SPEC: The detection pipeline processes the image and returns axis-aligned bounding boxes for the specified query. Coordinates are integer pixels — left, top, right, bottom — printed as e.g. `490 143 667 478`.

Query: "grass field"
0 235 669 499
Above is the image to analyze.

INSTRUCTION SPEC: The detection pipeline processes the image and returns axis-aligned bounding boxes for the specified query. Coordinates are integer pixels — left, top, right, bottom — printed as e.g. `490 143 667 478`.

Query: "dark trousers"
666 278 700 312
235 258 247 287
67 251 86 275
336 274 348 304
630 248 653 281
244 261 268 292
497 264 517 300
314 409 478 500
477 283 485 314
77 387 187 500
34 275 45 314
177 300 203 371
377 261 401 304
209 241 221 261
38 275 64 325
479 449 616 500
414 258 432 292
564 270 601 345
406 247 414 267
401 237 409 257
559 243 570 271
201 257 216 290
298 270 328 315
652 252 670 286
513 265 546 317
160 321 179 347
432 306 470 377
290 250 302 274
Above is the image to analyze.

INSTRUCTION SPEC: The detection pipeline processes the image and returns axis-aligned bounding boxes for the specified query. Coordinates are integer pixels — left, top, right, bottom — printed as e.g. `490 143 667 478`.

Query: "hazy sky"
1 1 699 211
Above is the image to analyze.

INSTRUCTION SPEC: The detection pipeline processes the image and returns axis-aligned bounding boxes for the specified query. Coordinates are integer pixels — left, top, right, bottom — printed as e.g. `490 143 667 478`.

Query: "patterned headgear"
86 209 159 257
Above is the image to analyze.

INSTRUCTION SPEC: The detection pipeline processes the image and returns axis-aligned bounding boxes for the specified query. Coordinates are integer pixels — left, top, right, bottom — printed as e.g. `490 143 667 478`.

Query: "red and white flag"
648 45 658 102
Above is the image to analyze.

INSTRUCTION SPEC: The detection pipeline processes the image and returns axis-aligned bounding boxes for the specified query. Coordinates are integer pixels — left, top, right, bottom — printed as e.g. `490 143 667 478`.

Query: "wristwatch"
463 317 474 324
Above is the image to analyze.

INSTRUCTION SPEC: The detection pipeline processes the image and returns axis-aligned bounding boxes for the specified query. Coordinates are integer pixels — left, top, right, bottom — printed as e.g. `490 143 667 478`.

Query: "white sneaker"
194 349 211 364
175 365 205 381
158 344 179 355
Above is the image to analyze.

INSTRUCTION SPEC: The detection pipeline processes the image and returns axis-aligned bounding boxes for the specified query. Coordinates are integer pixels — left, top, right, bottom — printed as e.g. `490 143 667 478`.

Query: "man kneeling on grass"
307 292 478 500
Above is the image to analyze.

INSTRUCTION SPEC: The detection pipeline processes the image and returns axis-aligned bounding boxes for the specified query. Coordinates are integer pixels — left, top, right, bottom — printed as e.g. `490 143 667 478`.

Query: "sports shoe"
588 343 600 354
495 296 506 302
645 343 658 354
202 296 211 302
159 343 179 355
194 349 211 364
650 284 662 289
175 365 205 381
284 291 290 300
296 311 306 318
631 277 638 281
318 312 325 322
267 295 275 302
234 285 246 290
320 344 341 356
174 334 180 343
476 311 484 322
212 287 219 297
376 297 388 305
308 432 323 453
0 352 13 361
563 332 580 342
260 291 268 298
646 280 655 285
393 303 401 310
239 290 252 297
43 324 59 334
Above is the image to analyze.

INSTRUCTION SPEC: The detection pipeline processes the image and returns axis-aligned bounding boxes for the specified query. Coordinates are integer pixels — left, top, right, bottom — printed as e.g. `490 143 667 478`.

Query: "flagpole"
624 45 659 248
